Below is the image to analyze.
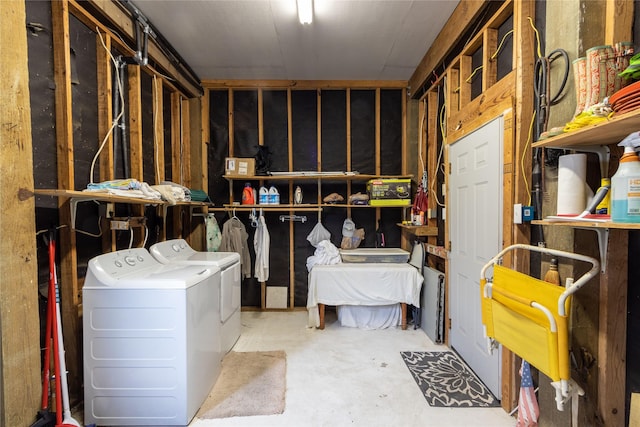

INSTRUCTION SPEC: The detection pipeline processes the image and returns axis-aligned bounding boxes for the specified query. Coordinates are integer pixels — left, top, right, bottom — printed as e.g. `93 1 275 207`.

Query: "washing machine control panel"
171 241 188 253
94 248 157 278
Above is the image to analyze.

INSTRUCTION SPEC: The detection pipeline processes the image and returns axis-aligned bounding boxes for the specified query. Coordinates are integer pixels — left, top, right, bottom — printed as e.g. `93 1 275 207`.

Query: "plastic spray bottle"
610 132 640 223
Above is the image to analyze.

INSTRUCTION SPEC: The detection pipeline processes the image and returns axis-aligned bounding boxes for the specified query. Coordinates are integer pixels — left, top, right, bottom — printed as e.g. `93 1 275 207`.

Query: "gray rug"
401 351 499 407
196 350 287 419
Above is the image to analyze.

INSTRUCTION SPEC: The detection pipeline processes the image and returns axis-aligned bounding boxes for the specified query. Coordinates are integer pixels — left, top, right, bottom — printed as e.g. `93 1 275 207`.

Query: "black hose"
534 48 570 140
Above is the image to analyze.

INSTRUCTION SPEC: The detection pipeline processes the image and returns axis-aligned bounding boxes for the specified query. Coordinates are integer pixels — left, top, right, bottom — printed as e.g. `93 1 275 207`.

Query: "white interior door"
448 116 503 398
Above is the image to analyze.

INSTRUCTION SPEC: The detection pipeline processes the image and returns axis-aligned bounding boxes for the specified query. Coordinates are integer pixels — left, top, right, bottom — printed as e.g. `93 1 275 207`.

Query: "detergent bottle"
241 183 255 205
610 132 640 223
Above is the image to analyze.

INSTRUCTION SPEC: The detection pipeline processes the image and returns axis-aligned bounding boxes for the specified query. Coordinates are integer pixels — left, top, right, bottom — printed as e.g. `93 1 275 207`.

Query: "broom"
544 258 560 285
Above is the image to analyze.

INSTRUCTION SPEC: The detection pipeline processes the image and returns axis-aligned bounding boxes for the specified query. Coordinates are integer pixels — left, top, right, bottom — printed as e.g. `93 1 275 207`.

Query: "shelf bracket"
575 145 610 178
576 226 608 273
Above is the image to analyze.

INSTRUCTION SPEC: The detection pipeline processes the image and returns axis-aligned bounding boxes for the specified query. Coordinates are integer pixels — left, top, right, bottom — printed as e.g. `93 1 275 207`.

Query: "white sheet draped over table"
307 263 423 328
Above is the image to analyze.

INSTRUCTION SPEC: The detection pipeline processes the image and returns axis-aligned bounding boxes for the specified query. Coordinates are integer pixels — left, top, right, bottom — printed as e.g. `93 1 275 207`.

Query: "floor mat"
401 351 499 408
196 350 286 419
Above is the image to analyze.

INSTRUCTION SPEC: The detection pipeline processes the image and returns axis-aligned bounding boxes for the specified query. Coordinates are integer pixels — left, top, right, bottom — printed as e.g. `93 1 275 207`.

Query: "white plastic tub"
339 248 409 263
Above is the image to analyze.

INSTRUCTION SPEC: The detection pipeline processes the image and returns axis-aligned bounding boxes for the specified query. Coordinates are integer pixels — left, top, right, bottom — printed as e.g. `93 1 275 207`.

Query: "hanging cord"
534 48 570 137
529 16 569 139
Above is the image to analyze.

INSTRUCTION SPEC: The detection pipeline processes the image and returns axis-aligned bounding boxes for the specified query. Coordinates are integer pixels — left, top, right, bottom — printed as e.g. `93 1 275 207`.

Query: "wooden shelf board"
532 219 640 230
224 173 413 181
531 109 640 149
397 224 438 236
34 189 210 207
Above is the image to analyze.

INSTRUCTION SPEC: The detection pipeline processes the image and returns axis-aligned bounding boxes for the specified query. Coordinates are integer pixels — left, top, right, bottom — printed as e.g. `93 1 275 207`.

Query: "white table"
307 263 423 329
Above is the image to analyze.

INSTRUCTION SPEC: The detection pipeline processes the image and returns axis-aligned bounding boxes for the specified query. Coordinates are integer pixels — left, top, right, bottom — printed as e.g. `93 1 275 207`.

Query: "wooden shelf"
531 109 640 149
216 203 410 211
397 224 438 236
532 219 640 230
223 173 413 181
34 188 211 207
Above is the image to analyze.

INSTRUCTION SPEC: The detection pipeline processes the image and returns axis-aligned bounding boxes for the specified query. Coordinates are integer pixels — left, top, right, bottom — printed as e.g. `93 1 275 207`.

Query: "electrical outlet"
514 203 523 224
106 202 115 218
110 219 129 230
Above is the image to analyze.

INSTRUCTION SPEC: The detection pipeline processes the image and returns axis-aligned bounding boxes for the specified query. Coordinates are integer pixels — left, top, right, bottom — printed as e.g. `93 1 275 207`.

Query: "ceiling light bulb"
297 0 313 24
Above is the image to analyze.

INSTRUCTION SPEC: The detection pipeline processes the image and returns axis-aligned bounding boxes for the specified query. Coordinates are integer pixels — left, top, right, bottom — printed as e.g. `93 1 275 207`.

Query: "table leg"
319 303 325 330
401 303 407 330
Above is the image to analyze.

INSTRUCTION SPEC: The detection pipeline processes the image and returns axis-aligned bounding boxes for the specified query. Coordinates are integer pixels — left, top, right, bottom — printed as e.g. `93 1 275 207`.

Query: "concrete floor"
190 310 515 427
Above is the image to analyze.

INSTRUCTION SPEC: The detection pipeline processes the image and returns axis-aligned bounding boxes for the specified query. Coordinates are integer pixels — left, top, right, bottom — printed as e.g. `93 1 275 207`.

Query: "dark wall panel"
321 90 347 172
291 90 317 171
70 14 98 190
233 90 259 158
350 90 375 174
263 90 288 173
141 72 155 184
380 89 402 175
208 90 229 207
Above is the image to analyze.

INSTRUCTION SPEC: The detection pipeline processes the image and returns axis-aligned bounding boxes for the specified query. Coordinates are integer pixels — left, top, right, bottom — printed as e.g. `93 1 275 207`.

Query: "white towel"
253 215 270 281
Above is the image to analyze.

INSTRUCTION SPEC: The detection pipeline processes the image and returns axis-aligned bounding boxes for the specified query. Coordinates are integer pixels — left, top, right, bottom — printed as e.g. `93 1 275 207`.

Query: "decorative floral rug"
401 351 499 407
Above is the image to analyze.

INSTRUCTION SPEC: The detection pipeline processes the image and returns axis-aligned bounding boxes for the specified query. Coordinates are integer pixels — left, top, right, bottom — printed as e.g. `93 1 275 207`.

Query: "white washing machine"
83 248 222 426
150 239 241 354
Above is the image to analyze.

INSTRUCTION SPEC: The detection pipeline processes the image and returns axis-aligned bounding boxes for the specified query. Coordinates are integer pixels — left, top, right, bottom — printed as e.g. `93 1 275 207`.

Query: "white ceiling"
131 0 459 82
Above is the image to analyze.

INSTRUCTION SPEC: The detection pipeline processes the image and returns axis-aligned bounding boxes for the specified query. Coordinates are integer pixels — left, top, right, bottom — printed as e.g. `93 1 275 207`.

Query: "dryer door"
220 262 241 322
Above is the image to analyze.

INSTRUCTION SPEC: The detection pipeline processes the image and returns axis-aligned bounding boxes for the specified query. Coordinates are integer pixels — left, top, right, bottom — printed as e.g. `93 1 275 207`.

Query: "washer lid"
85 248 220 289
150 239 240 268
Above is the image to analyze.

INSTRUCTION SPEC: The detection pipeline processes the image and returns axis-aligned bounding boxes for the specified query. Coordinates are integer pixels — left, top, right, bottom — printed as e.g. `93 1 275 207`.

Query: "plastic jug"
259 186 269 205
268 186 280 205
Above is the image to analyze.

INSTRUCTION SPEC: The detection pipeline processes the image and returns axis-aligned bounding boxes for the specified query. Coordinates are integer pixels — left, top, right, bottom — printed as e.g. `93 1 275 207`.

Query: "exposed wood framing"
153 75 165 184
69 0 197 97
51 0 82 396
287 88 295 309
401 88 407 174
128 65 143 179
598 230 628 427
203 80 407 89
82 0 201 97
0 0 41 424
181 98 192 188
96 32 114 183
416 0 533 411
409 0 490 98
605 0 634 45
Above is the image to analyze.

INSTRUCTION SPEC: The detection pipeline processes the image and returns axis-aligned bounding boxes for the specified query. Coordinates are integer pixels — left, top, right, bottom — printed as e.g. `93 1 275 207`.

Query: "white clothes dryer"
150 239 242 354
83 248 221 426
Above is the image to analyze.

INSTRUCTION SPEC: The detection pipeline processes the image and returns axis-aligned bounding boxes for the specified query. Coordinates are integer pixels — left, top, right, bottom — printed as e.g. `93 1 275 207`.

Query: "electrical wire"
153 74 161 183
90 28 125 184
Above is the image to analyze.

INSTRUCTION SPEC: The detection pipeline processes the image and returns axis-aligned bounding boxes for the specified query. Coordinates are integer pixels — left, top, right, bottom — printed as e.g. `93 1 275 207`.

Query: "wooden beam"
96 32 114 183
598 229 628 427
203 79 407 89
401 88 407 175
51 0 82 397
605 0 634 45
409 0 490 98
128 65 143 180
181 98 192 188
375 88 381 175
0 1 41 423
81 0 202 97
153 75 165 184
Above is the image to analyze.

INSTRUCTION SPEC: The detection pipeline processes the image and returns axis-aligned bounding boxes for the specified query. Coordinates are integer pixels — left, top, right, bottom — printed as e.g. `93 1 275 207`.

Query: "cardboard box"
225 157 255 176
266 286 288 309
367 179 411 201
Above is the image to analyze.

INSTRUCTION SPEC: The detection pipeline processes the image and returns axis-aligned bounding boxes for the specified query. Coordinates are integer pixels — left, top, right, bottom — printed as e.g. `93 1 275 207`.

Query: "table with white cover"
307 262 423 330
